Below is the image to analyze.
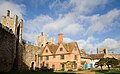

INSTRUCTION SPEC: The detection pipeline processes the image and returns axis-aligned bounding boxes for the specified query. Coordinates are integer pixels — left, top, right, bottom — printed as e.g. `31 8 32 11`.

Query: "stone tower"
37 32 54 47
1 10 18 35
1 10 23 43
97 48 109 54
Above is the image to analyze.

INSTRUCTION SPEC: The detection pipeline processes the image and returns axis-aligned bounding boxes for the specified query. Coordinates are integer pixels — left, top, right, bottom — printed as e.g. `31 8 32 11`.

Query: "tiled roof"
81 61 87 65
39 42 77 55
62 42 76 53
89 54 105 59
39 47 45 55
47 44 58 54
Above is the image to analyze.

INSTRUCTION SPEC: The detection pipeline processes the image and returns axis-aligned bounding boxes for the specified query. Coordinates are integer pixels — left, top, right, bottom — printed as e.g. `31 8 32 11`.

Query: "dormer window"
46 42 49 44
41 44 43 47
46 49 48 53
60 48 63 51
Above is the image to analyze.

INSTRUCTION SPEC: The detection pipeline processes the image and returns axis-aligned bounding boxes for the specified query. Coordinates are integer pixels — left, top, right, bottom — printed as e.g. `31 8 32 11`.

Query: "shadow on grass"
0 71 76 74
96 69 120 74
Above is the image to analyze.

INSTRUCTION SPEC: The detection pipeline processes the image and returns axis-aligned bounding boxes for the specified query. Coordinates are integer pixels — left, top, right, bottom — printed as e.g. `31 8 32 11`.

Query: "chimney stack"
58 33 63 44
7 10 10 16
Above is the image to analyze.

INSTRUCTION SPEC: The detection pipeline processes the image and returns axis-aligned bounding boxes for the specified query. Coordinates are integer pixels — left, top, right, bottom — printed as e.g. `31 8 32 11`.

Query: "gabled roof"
89 54 105 59
47 44 58 54
62 42 76 53
39 47 45 56
81 61 87 65
39 44 58 55
39 42 78 55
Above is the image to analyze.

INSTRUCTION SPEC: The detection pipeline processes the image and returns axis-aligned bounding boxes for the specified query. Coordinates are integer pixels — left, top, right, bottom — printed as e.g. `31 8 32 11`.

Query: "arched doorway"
30 62 34 70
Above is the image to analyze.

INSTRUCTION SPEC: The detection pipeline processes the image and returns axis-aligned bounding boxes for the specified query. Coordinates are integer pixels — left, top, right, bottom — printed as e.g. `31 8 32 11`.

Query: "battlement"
0 23 14 34
37 32 54 47
1 10 23 43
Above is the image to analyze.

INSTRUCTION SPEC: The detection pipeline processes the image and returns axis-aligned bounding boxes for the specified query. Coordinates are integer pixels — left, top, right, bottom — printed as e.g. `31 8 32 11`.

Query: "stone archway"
30 62 34 70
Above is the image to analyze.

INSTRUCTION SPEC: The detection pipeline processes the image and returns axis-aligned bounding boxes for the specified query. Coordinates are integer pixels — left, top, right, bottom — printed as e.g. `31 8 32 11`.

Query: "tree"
105 57 119 70
95 58 105 70
95 57 119 70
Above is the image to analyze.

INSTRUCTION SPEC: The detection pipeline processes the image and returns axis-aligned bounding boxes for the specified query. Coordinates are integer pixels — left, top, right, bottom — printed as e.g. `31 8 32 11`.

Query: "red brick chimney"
58 33 63 44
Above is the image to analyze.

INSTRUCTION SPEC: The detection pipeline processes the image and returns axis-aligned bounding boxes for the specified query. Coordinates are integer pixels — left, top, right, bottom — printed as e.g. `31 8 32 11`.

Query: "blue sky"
0 0 120 54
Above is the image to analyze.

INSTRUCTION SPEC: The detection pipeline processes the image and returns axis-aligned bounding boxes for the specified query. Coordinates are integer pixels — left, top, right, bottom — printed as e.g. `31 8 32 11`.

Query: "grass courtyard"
95 69 120 74
1 69 120 74
0 71 75 74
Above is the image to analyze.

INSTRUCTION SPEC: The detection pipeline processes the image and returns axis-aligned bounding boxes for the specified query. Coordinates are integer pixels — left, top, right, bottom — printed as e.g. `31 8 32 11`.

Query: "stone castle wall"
21 44 40 70
0 24 17 72
0 10 23 72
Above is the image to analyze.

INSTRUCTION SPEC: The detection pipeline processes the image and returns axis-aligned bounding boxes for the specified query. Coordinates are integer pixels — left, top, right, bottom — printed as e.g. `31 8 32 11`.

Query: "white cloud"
24 15 53 34
23 15 53 43
63 36 97 53
77 37 96 53
23 33 38 44
23 0 112 43
69 0 108 15
0 1 25 20
86 9 120 35
63 36 120 54
41 12 84 36
49 0 108 15
43 0 110 36
49 0 71 14
62 24 84 36
96 38 120 50
63 37 73 43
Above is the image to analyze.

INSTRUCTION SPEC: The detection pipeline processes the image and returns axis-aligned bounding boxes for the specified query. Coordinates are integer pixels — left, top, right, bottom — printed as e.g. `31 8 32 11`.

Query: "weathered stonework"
0 25 17 72
22 44 41 70
0 10 23 72
37 32 54 47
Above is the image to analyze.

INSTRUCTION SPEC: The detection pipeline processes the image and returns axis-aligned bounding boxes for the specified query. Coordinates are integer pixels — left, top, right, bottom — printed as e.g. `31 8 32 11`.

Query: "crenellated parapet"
1 10 23 43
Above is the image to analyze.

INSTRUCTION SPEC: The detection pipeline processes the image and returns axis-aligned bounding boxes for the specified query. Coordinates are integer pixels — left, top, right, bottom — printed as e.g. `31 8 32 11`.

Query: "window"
46 63 49 67
103 49 106 54
74 55 77 60
41 44 43 46
60 55 64 60
74 63 77 69
46 56 49 60
52 64 55 69
60 63 64 69
46 49 48 53
35 55 37 61
60 48 63 51
40 56 43 60
53 55 56 58
46 42 49 44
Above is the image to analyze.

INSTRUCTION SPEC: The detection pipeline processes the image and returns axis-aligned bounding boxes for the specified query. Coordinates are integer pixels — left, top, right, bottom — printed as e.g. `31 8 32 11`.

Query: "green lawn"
95 69 120 74
0 71 75 74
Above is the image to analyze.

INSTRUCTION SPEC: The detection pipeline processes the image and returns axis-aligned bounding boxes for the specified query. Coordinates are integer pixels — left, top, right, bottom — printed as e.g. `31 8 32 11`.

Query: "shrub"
58 68 64 71
77 68 84 71
68 69 73 71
